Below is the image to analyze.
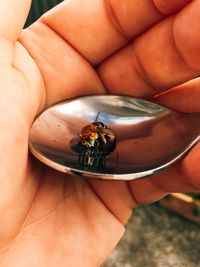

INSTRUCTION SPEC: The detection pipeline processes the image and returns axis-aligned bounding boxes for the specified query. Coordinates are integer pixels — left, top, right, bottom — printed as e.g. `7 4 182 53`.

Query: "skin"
0 0 200 266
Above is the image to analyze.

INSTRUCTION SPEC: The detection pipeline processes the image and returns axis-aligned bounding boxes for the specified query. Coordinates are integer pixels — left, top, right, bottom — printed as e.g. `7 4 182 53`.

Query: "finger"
40 0 191 64
90 140 200 212
0 0 31 42
150 142 200 193
98 0 200 98
150 143 200 193
153 78 200 113
152 0 191 15
128 143 200 206
127 179 168 205
88 180 136 225
19 22 105 112
18 0 192 113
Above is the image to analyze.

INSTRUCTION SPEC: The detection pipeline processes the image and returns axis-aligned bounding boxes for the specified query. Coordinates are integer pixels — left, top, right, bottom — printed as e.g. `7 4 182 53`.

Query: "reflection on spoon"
70 121 116 171
29 95 200 180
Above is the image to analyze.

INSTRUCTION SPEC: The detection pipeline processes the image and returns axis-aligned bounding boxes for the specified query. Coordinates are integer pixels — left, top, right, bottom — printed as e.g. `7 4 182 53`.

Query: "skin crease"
0 0 200 266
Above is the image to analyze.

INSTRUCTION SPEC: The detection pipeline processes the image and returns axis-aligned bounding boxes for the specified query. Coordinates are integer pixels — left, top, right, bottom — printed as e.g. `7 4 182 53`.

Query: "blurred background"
26 1 200 266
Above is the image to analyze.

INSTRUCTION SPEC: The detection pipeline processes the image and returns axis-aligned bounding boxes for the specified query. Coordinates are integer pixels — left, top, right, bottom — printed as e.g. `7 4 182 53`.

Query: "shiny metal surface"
29 95 200 180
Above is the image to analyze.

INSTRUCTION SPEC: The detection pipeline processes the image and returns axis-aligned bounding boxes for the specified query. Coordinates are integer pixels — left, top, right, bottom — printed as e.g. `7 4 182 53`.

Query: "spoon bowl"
29 95 200 180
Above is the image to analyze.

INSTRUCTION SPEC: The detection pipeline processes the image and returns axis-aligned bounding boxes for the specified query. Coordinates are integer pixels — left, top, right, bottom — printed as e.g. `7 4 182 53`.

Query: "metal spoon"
29 95 200 180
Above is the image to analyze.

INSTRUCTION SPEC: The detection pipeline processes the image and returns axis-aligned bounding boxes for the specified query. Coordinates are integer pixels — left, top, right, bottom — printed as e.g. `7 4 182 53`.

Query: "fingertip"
153 78 200 113
128 179 167 205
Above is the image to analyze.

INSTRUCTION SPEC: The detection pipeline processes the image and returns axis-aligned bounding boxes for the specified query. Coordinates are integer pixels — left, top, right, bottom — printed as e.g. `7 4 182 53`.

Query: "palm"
0 46 125 266
1 36 130 267
1 1 200 266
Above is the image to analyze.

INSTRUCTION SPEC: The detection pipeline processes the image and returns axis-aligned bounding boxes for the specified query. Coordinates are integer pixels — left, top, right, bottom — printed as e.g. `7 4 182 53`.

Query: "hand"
0 0 200 266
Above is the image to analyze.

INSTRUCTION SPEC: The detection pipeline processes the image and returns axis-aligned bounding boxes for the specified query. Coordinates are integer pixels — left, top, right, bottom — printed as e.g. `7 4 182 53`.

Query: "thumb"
0 0 31 42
